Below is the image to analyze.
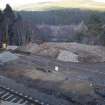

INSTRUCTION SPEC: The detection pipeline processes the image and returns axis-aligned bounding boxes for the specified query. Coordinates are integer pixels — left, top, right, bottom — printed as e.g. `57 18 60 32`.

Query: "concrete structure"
0 51 18 63
57 50 79 62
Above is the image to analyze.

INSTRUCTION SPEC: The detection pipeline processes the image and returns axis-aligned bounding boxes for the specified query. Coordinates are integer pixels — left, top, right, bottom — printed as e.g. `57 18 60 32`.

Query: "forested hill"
16 0 105 25
15 7 105 46
1 3 105 46
19 9 105 25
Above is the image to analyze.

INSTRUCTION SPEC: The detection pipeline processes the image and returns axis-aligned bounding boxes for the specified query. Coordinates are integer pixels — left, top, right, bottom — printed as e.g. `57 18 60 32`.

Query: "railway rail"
0 85 42 105
0 76 70 105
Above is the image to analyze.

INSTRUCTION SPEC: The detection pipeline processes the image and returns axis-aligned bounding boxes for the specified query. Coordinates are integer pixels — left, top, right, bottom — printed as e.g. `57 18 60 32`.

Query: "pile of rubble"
40 42 105 63
12 42 105 63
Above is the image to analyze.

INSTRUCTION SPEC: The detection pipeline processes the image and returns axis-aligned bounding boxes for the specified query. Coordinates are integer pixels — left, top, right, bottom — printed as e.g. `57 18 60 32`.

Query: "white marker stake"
55 66 59 72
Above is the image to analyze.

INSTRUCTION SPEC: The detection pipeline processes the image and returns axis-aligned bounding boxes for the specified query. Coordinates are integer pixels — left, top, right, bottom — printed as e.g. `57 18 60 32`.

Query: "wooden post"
2 22 8 49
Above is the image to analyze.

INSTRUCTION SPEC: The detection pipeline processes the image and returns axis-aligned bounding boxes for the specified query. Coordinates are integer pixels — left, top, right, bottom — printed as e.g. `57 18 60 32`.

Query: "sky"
0 0 105 9
95 0 105 2
0 0 61 9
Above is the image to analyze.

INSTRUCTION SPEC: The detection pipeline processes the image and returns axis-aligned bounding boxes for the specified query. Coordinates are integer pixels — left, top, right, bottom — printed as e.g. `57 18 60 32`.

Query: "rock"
57 50 79 62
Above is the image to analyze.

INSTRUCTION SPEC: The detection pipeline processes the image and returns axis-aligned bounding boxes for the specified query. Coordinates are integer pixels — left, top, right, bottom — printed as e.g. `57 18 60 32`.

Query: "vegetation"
19 9 105 25
87 13 103 36
1 3 105 46
75 32 85 43
0 4 42 46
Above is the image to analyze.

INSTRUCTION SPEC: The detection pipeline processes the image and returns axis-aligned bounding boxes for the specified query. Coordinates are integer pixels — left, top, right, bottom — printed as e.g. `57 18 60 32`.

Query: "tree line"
0 4 42 46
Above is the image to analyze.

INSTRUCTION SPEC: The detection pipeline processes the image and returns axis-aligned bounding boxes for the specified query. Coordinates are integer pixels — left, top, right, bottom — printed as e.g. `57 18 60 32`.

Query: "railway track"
0 85 42 105
0 76 70 105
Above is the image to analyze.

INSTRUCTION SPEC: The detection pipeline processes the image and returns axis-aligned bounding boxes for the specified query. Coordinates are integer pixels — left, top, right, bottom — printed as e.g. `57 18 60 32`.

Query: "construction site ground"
0 43 105 105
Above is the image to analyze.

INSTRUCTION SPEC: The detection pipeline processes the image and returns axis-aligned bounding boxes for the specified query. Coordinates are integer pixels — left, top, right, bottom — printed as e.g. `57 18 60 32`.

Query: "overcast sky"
95 0 105 2
0 0 105 9
0 0 61 9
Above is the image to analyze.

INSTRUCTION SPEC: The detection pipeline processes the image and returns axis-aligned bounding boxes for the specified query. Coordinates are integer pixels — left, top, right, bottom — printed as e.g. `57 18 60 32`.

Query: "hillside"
15 0 105 11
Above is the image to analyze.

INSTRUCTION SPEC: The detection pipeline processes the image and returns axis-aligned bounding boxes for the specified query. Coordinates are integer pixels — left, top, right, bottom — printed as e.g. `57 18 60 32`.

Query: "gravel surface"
0 53 105 105
1 43 105 105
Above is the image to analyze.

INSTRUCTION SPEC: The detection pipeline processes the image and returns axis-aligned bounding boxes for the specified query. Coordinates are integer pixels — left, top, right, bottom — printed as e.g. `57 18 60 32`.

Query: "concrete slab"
0 51 18 63
7 46 18 50
57 50 79 62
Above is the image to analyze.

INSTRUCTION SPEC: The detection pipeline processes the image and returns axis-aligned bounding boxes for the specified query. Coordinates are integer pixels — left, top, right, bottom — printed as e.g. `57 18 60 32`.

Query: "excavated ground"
0 53 105 105
1 43 105 105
